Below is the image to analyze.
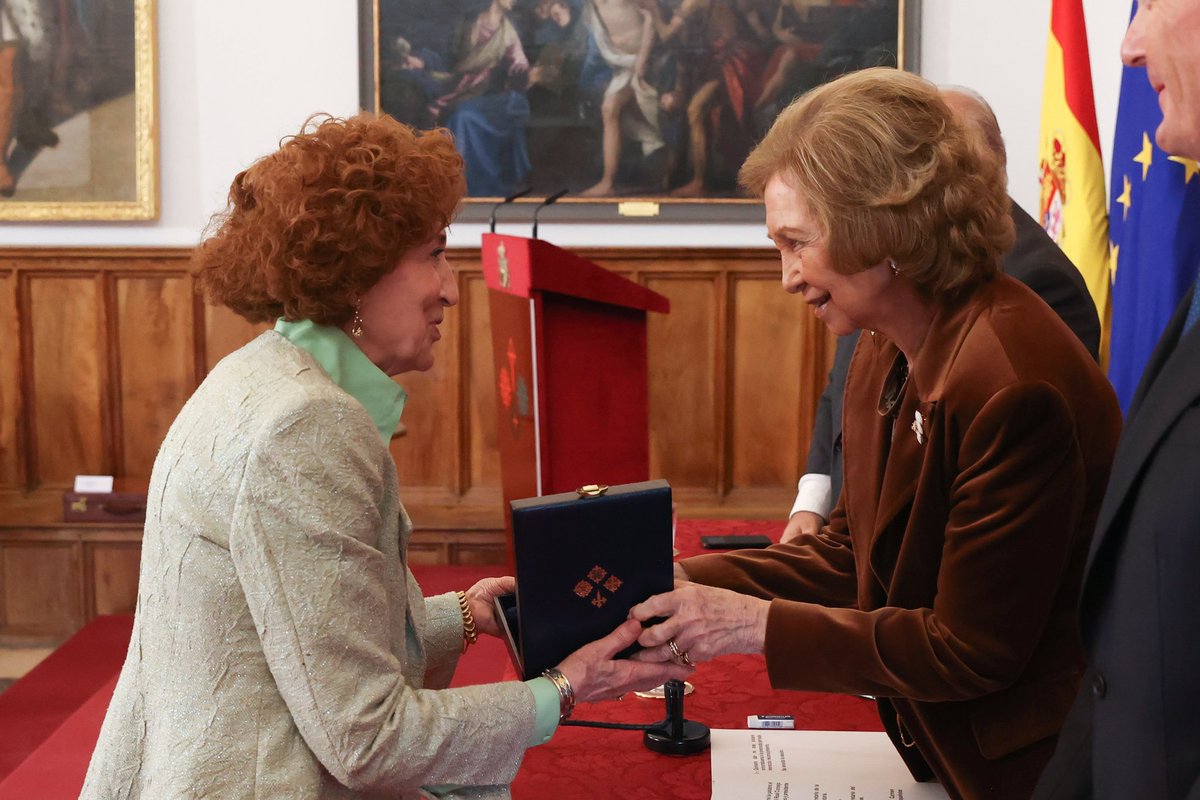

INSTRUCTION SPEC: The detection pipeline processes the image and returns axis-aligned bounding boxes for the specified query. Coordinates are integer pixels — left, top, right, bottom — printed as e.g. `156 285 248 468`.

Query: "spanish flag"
1039 0 1111 361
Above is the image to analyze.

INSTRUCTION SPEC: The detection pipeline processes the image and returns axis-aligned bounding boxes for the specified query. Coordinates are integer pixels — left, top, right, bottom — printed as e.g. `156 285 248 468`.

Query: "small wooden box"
62 481 148 523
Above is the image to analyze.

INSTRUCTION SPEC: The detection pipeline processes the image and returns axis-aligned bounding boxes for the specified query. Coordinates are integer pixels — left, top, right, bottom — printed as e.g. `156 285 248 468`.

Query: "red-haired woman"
81 114 689 800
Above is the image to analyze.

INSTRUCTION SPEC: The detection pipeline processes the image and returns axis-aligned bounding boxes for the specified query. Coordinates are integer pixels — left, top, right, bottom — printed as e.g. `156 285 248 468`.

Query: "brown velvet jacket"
683 276 1121 800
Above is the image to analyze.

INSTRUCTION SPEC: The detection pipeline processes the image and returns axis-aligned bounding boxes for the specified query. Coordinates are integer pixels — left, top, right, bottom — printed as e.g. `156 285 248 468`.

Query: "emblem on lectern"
497 241 510 289
499 337 530 437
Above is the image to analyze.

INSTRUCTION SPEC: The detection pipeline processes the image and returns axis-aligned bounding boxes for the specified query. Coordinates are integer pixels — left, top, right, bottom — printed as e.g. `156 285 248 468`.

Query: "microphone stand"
562 679 711 755
489 187 532 233
531 189 569 239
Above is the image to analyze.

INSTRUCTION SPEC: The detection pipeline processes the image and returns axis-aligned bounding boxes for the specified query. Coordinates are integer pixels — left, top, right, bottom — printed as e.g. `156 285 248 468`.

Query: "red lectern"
481 233 670 563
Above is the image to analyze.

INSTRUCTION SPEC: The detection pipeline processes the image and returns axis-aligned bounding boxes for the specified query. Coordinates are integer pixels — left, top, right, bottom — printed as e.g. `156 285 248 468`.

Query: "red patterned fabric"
511 519 885 799
512 655 883 799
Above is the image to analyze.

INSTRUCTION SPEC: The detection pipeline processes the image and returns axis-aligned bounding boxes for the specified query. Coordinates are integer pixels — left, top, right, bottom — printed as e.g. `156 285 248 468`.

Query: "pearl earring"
889 259 899 277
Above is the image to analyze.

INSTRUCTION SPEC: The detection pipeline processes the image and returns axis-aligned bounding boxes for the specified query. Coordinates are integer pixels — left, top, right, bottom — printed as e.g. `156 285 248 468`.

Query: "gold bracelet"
455 591 478 651
541 668 576 721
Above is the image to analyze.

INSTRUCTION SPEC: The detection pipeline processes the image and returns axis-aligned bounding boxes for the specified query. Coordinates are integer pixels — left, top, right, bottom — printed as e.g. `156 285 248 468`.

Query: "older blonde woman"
81 114 689 800
631 69 1121 800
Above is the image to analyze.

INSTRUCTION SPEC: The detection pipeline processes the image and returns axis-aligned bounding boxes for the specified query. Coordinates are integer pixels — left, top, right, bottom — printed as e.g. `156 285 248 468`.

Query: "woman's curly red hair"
193 113 466 324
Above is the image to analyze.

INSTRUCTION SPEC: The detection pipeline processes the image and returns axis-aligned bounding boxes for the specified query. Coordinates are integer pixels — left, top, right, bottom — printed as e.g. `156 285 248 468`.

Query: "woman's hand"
555 619 694 704
781 510 825 544
464 576 516 639
628 582 770 665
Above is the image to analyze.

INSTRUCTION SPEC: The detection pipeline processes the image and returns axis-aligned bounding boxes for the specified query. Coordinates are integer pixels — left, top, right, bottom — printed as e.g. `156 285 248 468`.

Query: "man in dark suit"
1034 4 1200 797
783 87 1101 543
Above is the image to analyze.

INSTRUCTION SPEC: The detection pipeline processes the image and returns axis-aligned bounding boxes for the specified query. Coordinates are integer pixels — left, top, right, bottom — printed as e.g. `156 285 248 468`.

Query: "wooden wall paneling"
388 274 464 506
203 302 269 372
0 247 836 579
27 274 107 487
645 274 720 496
1 541 84 636
462 272 502 502
728 273 806 499
796 311 837 468
115 274 196 479
0 270 21 489
88 542 142 616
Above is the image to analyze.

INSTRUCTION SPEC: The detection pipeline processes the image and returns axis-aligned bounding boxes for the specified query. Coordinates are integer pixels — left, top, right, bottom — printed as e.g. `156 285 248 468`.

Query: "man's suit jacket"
686 276 1122 799
805 203 1101 503
1034 284 1200 799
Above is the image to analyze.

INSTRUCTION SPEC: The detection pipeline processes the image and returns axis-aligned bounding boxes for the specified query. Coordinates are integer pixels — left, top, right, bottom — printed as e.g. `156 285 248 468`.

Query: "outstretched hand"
556 619 694 704
629 581 769 665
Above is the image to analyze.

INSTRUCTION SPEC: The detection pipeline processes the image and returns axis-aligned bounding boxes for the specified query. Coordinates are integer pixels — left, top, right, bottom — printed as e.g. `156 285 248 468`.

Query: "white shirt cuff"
790 473 833 520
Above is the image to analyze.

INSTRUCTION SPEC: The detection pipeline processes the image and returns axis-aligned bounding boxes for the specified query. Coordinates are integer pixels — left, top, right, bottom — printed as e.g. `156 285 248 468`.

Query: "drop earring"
889 259 899 277
351 301 365 338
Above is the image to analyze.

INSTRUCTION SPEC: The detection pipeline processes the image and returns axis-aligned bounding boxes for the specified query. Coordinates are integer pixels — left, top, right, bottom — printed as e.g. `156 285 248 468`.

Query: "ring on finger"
668 638 683 661
679 649 693 667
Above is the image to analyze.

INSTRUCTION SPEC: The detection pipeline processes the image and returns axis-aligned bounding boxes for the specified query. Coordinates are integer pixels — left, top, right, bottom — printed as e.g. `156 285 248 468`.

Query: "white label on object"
74 475 114 493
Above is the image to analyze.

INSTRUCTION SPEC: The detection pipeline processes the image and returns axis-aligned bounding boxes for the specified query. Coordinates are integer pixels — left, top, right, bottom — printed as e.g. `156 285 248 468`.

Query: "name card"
74 475 115 494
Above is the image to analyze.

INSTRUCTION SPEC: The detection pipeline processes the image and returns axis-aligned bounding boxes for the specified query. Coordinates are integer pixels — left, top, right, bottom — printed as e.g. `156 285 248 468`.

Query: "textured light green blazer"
81 332 535 800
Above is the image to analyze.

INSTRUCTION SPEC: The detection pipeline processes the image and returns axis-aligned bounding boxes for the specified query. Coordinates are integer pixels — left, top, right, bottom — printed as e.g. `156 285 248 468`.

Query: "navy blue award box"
497 479 674 679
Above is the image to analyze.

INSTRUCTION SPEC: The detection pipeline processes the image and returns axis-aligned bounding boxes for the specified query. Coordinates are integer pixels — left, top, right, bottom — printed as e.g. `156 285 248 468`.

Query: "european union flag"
1107 1 1200 411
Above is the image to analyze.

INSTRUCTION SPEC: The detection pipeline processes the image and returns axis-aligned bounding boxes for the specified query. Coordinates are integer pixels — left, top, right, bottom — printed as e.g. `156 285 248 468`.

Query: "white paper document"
710 729 949 800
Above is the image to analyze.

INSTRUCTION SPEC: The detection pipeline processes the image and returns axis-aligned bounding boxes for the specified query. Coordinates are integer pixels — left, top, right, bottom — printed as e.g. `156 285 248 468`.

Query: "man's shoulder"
1005 204 1084 286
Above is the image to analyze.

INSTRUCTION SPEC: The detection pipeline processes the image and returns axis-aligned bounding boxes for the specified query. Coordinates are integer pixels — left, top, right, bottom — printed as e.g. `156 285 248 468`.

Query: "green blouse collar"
274 318 406 444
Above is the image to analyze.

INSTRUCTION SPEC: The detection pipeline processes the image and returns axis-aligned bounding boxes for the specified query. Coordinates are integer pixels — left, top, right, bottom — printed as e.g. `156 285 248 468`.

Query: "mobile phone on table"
699 534 772 549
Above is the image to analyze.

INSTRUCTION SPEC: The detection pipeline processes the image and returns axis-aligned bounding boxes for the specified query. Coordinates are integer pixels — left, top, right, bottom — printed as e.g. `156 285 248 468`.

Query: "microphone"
489 187 532 233
531 189 569 240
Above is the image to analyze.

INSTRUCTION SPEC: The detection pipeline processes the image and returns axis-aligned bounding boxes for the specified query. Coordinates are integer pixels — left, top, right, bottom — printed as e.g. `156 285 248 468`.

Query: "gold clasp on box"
576 484 609 497
71 498 88 512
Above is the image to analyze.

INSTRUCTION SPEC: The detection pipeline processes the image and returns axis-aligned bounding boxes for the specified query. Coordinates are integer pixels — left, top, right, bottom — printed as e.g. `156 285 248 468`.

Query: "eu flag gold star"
1134 132 1154 181
1116 174 1133 221
1168 155 1200 185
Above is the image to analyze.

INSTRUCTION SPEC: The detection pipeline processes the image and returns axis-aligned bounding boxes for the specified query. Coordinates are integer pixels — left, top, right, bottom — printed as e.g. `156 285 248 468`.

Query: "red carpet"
0 615 134 782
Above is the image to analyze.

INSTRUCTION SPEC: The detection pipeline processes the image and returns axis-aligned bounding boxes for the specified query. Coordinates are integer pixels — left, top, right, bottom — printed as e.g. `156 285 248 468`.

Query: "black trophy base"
643 720 711 755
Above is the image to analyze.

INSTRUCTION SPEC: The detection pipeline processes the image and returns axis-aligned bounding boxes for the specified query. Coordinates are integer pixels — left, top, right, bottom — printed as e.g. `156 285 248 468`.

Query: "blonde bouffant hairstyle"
193 113 466 325
740 68 1014 300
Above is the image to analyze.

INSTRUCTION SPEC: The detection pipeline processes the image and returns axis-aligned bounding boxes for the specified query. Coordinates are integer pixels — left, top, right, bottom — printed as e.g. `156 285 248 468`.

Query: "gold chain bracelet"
455 590 478 651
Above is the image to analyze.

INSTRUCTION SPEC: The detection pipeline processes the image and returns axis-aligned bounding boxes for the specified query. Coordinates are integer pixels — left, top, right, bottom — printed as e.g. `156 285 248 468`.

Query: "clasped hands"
464 575 695 704
464 570 770 702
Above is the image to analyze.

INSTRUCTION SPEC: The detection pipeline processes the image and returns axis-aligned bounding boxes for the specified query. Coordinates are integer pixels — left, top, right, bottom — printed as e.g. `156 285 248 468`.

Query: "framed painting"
360 0 918 217
0 0 158 221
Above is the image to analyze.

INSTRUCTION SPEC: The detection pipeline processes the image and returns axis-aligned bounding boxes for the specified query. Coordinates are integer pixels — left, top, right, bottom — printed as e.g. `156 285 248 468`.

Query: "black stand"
561 679 711 755
643 679 711 755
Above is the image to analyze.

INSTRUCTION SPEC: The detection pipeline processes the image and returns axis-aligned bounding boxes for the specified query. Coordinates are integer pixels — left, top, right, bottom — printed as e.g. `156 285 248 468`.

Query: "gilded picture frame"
0 0 158 221
360 0 918 219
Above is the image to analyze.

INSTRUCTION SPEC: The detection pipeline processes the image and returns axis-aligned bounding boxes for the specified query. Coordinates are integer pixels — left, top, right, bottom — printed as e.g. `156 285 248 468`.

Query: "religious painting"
361 0 915 210
0 0 158 221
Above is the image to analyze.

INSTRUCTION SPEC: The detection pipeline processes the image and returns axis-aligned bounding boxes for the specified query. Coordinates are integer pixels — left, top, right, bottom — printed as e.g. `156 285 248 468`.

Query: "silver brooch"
911 410 926 444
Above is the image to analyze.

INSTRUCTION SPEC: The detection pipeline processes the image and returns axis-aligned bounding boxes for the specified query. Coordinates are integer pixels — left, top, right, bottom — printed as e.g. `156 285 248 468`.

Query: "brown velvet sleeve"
761 382 1090 701
680 499 859 608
